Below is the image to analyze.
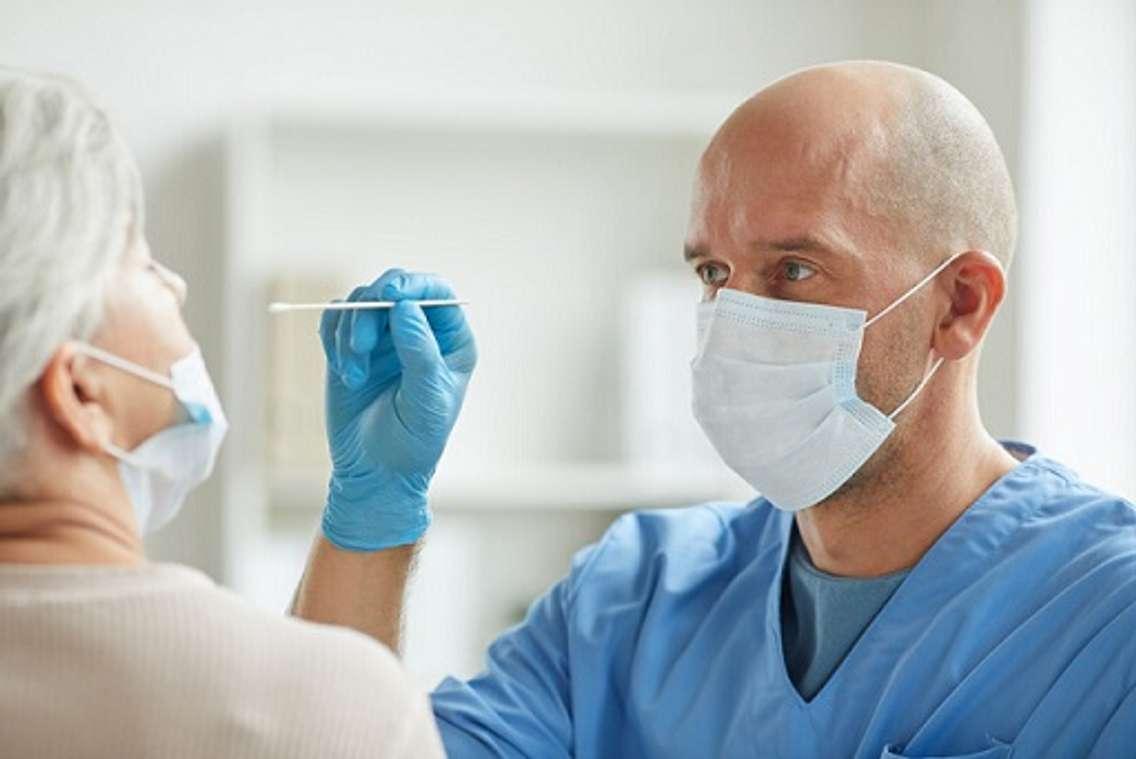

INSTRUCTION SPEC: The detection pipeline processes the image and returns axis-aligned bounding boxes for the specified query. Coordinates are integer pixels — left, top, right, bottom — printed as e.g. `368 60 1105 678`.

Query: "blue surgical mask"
690 253 961 512
73 344 228 533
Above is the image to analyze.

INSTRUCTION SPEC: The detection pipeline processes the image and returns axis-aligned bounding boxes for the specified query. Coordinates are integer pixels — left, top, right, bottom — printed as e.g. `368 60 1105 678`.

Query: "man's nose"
723 271 769 298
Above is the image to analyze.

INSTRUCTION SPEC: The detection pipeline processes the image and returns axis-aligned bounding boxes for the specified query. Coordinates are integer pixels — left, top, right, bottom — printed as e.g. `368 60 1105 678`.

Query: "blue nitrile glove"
319 269 477 551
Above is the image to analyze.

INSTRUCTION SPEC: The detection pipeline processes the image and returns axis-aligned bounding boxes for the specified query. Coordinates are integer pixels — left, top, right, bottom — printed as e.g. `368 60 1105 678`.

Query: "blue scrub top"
432 445 1136 757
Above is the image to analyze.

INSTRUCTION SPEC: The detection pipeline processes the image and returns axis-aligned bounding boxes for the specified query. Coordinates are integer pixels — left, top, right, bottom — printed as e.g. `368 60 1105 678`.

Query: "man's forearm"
290 536 418 654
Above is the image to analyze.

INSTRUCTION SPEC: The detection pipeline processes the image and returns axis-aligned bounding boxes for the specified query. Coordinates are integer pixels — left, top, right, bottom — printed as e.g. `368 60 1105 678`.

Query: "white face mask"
690 253 961 512
72 344 228 534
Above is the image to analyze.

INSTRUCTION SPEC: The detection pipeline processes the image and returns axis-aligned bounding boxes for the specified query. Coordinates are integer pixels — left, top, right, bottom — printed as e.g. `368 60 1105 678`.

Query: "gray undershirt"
781 526 910 701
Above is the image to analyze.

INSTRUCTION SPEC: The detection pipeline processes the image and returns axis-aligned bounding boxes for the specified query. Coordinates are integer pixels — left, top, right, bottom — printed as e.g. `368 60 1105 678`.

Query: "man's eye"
696 263 729 287
783 261 817 282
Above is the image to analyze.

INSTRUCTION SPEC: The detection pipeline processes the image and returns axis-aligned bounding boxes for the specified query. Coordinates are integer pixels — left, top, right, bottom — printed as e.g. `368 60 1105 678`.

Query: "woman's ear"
933 250 1007 361
38 344 114 455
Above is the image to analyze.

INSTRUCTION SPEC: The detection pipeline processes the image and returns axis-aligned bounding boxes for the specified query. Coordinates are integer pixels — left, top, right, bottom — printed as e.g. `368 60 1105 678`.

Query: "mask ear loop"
888 356 944 420
862 252 966 420
104 441 145 467
71 343 179 464
72 343 176 391
863 251 966 330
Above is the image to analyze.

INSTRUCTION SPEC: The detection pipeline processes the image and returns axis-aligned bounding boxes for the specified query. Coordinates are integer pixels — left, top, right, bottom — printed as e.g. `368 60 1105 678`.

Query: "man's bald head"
686 62 1017 509
695 61 1017 271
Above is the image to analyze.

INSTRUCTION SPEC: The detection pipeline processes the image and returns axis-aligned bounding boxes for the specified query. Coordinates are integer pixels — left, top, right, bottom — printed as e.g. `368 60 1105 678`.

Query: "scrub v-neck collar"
760 442 1058 711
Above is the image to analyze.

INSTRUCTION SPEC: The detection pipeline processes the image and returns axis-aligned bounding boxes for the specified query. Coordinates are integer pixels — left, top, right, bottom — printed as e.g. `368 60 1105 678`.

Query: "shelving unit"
219 89 751 684
269 462 754 515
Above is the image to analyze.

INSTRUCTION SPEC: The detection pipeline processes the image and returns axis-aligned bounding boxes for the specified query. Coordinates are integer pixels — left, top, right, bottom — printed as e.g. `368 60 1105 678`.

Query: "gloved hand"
319 269 477 551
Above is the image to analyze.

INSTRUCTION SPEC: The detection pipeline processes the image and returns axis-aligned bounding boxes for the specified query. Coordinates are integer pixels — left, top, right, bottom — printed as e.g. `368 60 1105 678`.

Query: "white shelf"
269 463 754 513
237 88 743 140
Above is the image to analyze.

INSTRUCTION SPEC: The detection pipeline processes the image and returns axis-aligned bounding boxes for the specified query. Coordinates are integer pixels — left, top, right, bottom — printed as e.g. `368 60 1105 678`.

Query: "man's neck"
794 407 1019 578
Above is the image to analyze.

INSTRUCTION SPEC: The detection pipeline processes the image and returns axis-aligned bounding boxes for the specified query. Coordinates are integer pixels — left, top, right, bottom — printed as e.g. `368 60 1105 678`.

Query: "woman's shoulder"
149 563 410 681
181 577 439 755
0 560 438 756
0 560 413 690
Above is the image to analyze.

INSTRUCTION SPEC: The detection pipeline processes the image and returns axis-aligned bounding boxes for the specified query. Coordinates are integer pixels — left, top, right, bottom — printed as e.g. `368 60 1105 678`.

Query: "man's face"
683 102 941 486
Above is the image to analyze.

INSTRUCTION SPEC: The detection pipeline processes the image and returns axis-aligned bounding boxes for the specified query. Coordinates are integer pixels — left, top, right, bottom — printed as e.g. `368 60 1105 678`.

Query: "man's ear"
38 344 114 454
933 249 1007 361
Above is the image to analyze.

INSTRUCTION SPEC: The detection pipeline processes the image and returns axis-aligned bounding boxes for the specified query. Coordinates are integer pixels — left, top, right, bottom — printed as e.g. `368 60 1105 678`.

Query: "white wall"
1019 0 1136 496
1 1 1027 578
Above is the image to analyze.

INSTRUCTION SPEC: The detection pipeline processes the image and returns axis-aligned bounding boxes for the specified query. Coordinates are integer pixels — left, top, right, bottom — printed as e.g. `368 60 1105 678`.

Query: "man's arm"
290 269 475 651
431 567 577 758
291 538 416 653
1088 683 1136 758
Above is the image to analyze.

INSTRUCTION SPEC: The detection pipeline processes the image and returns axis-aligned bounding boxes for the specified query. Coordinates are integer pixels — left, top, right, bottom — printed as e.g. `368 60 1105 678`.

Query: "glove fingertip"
350 310 377 354
320 307 344 368
382 282 401 301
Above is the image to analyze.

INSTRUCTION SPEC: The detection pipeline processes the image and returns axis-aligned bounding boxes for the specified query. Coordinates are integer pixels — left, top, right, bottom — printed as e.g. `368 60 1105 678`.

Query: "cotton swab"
268 299 468 314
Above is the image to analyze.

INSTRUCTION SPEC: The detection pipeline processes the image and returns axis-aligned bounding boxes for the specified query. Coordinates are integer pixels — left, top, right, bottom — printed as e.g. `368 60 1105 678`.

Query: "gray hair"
0 67 143 489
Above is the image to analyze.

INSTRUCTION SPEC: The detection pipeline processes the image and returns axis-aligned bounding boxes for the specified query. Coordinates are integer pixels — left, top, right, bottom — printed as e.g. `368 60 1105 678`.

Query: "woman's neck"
0 498 143 566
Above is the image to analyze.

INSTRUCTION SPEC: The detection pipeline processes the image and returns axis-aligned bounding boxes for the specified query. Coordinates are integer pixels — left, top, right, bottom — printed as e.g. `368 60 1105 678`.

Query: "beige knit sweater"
0 562 443 758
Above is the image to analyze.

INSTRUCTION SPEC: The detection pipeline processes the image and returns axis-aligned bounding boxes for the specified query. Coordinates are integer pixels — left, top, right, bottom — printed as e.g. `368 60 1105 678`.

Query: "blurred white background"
3 0 1132 689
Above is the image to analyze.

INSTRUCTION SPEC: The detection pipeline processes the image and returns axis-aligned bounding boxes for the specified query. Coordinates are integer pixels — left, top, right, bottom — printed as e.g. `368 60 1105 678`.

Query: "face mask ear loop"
864 252 965 330
104 440 146 468
72 343 176 390
73 344 182 465
888 357 945 420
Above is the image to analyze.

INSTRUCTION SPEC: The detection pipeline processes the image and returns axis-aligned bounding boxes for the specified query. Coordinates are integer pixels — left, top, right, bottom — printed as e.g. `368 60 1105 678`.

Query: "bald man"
294 62 1136 758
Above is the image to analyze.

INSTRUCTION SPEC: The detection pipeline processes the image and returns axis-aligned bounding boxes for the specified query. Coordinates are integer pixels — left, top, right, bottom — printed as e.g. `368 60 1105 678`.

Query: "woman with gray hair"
0 69 443 758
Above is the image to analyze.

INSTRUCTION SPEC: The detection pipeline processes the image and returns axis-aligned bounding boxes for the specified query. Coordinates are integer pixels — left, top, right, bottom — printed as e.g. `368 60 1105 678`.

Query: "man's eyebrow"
760 235 837 254
683 235 851 263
